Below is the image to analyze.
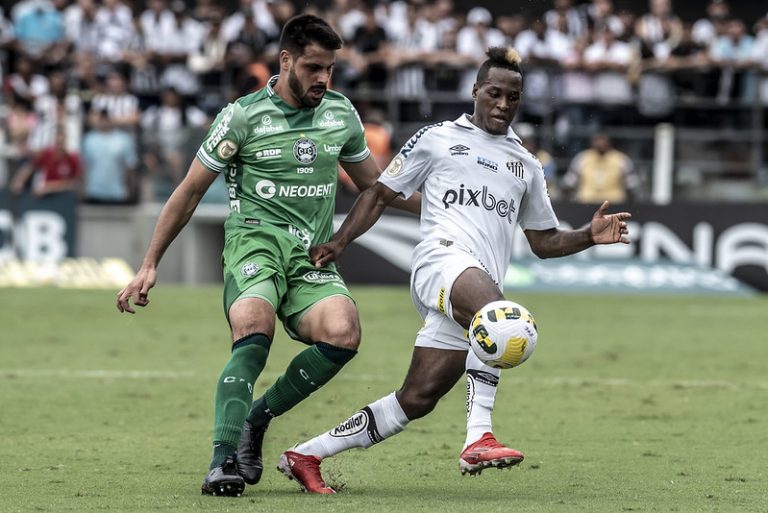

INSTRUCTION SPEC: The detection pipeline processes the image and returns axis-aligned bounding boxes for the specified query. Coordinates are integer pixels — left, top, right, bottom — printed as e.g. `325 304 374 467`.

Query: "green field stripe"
3 368 767 391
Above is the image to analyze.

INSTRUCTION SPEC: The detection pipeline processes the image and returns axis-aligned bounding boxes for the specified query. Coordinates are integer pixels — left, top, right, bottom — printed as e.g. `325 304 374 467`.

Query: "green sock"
247 342 356 428
211 443 237 470
210 333 271 468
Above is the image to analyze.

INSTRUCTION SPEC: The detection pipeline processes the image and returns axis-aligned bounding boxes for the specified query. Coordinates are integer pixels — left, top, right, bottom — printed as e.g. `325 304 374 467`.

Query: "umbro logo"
449 144 470 156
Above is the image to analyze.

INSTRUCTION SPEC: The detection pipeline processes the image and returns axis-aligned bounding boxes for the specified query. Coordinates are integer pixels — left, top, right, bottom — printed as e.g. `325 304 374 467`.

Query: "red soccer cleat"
277 450 336 494
459 432 524 476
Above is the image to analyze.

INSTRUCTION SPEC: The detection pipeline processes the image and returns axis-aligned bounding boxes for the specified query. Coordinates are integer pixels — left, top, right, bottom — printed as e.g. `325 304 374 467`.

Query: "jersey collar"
454 114 521 143
266 75 278 96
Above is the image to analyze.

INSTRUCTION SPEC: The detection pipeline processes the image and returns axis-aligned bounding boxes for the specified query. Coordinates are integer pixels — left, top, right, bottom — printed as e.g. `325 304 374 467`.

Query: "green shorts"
222 221 353 341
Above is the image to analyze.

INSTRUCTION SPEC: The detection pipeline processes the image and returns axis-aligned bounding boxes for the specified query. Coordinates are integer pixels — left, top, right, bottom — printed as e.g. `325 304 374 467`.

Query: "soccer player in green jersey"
116 14 418 497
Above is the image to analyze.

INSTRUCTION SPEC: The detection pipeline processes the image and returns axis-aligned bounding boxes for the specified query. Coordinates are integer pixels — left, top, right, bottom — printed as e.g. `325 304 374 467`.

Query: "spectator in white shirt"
586 0 624 37
557 36 596 144
456 7 505 95
711 19 756 103
30 70 83 153
584 28 635 106
692 0 729 48
6 56 49 103
222 0 278 43
496 15 526 47
94 0 135 62
188 11 228 87
432 0 458 41
66 0 100 57
140 0 175 47
140 87 208 200
515 17 574 118
635 0 683 60
544 0 586 40
515 17 573 65
148 0 205 96
90 70 140 130
387 1 438 115
752 19 768 103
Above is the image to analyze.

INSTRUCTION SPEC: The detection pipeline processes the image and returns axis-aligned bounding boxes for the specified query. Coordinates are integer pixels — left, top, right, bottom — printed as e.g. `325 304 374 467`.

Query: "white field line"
1 368 767 391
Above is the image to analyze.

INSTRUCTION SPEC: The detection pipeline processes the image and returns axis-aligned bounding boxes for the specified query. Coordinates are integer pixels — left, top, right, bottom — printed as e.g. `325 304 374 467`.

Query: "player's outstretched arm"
311 181 400 268
341 156 421 215
524 200 631 259
589 200 632 245
116 158 217 313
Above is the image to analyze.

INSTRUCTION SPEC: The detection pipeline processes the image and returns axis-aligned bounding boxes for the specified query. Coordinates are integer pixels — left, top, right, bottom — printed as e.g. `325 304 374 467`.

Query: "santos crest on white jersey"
379 114 559 285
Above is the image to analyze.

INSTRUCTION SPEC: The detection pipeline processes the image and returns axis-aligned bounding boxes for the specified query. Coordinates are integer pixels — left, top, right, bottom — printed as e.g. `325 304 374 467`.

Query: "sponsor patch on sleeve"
216 140 238 160
385 155 404 177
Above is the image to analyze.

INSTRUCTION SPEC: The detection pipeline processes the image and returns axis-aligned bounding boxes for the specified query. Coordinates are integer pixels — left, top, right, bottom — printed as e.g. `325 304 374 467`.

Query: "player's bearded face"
472 68 523 136
288 44 335 108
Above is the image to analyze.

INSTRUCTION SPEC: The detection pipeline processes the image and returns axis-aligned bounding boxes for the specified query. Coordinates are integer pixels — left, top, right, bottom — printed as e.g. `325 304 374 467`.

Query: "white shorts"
410 243 486 351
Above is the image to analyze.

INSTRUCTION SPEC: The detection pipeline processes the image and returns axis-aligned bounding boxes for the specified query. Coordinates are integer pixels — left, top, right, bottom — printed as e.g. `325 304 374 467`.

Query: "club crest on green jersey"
241 262 260 276
293 137 318 165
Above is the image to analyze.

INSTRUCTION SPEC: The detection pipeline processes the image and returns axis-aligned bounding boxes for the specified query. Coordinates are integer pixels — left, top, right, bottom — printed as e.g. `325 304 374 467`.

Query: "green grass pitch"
1 286 766 512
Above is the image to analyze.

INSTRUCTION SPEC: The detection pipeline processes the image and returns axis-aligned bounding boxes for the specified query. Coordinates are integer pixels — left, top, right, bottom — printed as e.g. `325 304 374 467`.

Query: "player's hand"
590 200 631 245
116 267 157 314
310 241 344 268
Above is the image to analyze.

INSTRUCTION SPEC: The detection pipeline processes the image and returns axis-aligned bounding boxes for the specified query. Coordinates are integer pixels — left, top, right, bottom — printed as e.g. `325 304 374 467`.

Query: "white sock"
294 392 409 459
465 350 500 449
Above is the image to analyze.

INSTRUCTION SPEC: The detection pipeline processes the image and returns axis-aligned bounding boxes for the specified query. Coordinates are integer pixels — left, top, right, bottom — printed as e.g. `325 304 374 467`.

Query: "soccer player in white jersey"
277 47 632 493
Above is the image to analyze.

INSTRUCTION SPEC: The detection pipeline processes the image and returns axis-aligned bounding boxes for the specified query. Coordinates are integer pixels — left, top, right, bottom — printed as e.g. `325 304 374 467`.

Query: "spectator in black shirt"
352 7 389 90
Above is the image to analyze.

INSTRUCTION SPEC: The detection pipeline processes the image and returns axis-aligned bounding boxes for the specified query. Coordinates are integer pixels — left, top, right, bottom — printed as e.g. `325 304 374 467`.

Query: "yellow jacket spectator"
562 133 640 203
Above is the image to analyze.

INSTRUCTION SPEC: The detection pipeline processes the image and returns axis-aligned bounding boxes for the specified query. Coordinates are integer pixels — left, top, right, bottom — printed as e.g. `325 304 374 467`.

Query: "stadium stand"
1 0 767 204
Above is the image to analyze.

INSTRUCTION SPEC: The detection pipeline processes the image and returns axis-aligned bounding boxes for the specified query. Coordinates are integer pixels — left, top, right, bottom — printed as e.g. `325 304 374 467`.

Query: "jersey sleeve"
195 102 249 173
378 126 436 199
338 100 371 163
518 162 559 231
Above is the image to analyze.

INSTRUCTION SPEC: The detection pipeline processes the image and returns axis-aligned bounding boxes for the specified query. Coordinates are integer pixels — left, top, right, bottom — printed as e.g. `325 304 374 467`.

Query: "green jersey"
196 76 370 248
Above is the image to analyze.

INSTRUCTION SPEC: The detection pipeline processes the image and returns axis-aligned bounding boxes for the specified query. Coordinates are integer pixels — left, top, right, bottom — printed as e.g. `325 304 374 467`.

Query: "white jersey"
379 114 559 287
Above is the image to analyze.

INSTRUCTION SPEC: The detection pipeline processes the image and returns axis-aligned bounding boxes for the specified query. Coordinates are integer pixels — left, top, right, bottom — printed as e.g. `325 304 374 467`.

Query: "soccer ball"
468 300 538 369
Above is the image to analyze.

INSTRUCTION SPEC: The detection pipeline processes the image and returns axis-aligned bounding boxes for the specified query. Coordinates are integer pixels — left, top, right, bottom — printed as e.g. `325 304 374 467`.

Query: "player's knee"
317 320 361 350
232 320 274 342
396 388 439 420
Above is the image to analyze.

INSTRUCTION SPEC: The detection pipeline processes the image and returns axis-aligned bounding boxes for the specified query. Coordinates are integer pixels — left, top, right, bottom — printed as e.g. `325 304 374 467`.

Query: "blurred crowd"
1 0 767 204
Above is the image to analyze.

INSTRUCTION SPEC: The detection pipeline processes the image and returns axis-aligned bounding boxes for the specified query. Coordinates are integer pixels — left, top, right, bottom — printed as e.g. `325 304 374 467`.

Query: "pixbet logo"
442 184 516 223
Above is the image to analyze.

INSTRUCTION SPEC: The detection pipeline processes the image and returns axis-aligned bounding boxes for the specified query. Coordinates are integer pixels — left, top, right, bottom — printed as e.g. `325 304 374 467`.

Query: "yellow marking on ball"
495 337 528 369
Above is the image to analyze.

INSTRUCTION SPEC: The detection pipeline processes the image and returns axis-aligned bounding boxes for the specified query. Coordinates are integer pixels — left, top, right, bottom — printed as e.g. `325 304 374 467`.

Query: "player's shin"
211 334 271 468
294 391 409 459
246 342 356 429
465 350 500 448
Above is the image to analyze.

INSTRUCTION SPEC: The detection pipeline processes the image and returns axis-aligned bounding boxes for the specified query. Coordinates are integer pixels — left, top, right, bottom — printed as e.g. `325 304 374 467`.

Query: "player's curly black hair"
279 14 343 56
475 47 524 86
